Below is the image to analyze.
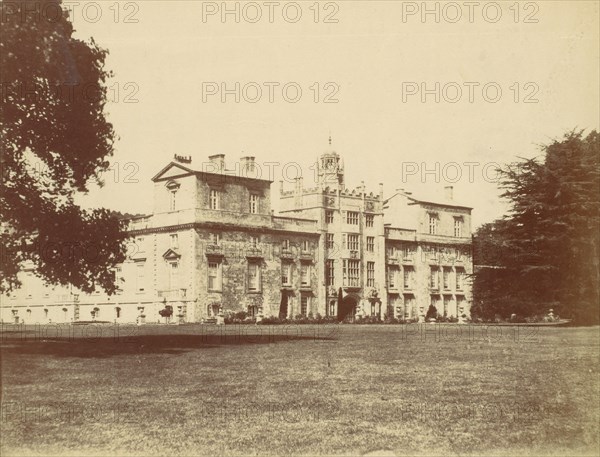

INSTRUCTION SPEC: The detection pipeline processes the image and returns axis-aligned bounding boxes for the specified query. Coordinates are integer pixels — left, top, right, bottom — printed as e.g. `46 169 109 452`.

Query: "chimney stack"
208 154 225 172
444 185 454 201
240 156 256 177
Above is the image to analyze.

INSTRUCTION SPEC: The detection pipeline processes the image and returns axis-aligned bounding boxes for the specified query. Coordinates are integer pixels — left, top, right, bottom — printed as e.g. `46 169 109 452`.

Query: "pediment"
152 162 195 182
162 248 181 260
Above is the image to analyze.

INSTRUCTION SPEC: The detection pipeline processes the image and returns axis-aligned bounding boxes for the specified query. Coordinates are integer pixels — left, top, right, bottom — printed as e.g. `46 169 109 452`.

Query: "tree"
0 1 127 294
473 130 600 323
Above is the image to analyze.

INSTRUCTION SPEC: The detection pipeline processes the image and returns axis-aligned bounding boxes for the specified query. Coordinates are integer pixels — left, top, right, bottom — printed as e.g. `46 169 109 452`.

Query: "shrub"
425 305 438 321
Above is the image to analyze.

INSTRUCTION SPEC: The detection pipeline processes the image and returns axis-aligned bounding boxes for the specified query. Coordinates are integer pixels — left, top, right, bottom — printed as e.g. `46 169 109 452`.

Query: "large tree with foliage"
473 130 600 323
0 0 127 293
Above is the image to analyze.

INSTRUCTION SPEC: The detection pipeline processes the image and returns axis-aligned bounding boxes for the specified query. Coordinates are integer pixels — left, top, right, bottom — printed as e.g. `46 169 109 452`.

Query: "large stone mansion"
0 144 473 324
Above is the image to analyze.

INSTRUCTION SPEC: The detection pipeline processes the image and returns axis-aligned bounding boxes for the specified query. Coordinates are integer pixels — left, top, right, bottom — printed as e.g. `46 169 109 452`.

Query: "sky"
69 0 600 228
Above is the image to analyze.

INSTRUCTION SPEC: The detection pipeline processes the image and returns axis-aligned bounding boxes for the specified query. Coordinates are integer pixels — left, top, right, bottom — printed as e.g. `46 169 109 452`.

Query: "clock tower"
317 136 345 189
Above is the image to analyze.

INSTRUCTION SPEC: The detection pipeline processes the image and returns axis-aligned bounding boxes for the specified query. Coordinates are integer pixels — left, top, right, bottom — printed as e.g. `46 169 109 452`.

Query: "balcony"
158 289 187 300
386 256 399 265
300 251 314 262
205 244 224 258
245 247 263 259
280 249 295 260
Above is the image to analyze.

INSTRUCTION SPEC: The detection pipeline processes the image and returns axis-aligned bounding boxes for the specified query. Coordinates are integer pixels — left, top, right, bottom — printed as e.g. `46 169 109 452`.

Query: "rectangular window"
169 261 179 289
210 189 219 210
429 215 438 235
347 234 359 251
343 259 360 287
301 264 310 286
456 268 464 290
326 233 334 249
347 211 359 225
302 240 309 252
248 263 261 292
250 235 259 247
367 262 375 287
402 245 412 259
387 246 397 258
249 194 258 214
403 267 413 289
367 236 375 252
326 211 334 224
208 261 222 291
365 214 374 227
137 237 145 253
282 263 292 286
326 260 335 286
454 218 463 237
300 296 309 316
430 267 439 289
170 234 178 249
443 267 451 290
170 191 177 211
209 232 221 245
136 263 145 292
388 267 396 289
282 239 290 250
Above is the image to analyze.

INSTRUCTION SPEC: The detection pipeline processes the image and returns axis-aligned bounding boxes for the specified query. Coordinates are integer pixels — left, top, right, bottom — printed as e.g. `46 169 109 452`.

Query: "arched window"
166 181 180 211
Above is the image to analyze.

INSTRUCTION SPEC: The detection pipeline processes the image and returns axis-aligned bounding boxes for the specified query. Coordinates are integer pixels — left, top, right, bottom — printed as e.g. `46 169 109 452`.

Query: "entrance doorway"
338 295 357 322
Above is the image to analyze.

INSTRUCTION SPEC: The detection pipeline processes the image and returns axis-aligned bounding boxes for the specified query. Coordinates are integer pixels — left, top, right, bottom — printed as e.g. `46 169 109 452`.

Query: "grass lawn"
0 324 598 456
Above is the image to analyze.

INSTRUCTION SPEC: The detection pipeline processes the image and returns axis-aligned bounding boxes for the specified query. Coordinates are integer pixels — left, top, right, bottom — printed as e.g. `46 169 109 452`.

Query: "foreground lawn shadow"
0 332 336 358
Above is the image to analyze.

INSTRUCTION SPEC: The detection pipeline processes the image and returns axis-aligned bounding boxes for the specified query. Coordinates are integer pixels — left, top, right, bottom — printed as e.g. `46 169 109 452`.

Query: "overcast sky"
70 0 600 228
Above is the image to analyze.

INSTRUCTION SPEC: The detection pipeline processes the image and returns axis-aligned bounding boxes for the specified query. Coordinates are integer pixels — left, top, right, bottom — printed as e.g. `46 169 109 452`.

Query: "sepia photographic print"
1 1 599 456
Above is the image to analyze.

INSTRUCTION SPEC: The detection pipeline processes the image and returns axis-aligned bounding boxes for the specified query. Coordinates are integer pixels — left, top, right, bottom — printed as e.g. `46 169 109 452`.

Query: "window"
248 263 261 291
365 214 374 227
210 232 221 245
300 296 309 316
367 236 375 252
137 237 145 253
136 263 145 292
347 211 359 225
454 218 463 237
347 234 359 251
302 240 309 252
169 261 179 288
388 267 397 289
169 190 177 211
402 245 412 259
403 267 413 289
326 211 334 224
429 214 438 235
443 267 451 290
170 234 178 249
301 264 310 287
326 260 335 286
210 189 219 210
115 307 121 318
282 264 292 286
248 305 258 317
343 259 360 287
367 262 375 287
282 239 290 250
456 268 465 290
250 235 259 247
249 194 258 214
430 267 439 289
387 246 397 258
208 261 222 291
326 233 334 249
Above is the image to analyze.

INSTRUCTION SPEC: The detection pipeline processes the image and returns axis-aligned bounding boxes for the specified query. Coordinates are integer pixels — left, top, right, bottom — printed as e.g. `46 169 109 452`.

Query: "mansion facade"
0 145 473 324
